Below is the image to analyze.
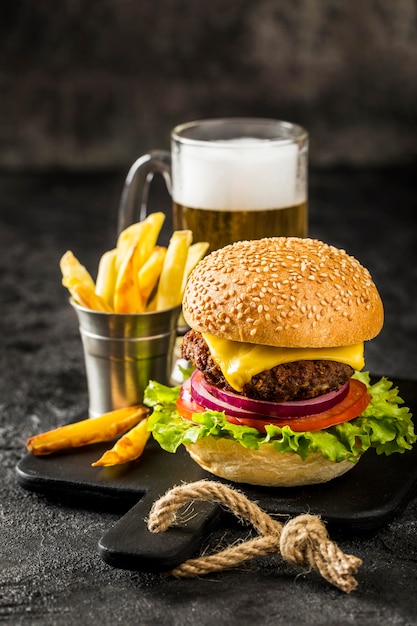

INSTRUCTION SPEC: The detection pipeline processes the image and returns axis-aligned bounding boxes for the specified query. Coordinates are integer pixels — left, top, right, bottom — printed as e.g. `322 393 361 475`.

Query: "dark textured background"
1 0 417 171
1 3 417 624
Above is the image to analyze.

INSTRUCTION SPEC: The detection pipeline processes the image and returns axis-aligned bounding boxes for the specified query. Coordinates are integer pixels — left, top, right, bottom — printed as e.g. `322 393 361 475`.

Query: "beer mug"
118 118 308 252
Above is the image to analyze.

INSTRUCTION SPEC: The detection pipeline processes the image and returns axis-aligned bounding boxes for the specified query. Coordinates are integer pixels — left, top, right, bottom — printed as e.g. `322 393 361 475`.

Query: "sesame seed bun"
182 237 384 348
186 437 356 487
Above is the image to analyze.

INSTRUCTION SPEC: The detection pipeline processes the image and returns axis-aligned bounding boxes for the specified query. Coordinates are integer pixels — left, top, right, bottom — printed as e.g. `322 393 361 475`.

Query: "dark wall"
1 0 416 171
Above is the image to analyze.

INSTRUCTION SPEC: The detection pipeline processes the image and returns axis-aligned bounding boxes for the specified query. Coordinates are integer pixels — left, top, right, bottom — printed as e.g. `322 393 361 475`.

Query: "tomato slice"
176 378 370 433
176 396 207 422
226 379 370 432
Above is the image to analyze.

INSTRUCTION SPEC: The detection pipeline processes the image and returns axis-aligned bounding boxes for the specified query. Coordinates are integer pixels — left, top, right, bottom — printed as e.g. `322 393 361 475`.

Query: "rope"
147 479 362 593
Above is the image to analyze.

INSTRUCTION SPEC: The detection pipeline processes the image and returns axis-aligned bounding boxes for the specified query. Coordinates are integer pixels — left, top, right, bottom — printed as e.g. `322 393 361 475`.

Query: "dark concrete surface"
1 168 417 625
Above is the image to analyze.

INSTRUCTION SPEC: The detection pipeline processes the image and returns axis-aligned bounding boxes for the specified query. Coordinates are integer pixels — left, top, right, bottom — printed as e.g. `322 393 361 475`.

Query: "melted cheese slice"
202 333 365 391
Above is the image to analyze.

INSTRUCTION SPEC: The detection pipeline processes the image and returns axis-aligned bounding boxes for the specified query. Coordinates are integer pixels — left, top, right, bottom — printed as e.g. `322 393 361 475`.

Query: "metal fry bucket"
71 300 181 417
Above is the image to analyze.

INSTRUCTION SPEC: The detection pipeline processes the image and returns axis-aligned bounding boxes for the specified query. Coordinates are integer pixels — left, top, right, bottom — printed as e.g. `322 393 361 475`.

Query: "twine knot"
147 479 362 593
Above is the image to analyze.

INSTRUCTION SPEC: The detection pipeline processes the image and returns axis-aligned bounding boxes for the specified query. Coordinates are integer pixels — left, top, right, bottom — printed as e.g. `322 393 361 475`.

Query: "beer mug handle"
117 150 172 234
116 151 189 340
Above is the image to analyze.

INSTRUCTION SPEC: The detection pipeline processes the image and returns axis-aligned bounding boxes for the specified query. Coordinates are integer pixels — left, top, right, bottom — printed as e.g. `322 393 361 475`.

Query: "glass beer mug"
118 118 308 251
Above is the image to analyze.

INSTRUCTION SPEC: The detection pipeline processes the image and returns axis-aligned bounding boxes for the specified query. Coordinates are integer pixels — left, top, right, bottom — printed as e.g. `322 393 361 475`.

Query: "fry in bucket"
155 230 192 311
182 241 210 291
138 246 167 305
95 248 117 309
59 212 208 314
113 242 143 313
60 251 112 312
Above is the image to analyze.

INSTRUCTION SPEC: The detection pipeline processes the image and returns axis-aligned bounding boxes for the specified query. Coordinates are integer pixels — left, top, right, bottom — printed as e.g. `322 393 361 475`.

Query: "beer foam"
172 138 303 210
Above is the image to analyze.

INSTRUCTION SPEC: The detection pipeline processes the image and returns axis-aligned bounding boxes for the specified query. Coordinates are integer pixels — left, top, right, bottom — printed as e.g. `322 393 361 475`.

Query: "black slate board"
16 378 417 572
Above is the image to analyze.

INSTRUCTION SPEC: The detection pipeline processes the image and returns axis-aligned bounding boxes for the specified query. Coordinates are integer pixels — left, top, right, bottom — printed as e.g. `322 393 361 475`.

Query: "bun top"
182 237 384 348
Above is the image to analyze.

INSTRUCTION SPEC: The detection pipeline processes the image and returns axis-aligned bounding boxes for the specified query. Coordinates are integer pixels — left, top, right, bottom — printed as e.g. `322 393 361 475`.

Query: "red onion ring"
190 370 350 420
185 372 261 420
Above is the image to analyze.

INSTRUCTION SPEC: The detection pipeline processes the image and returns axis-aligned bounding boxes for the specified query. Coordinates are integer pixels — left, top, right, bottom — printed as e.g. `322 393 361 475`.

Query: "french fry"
116 221 146 267
145 292 157 312
95 248 117 309
113 212 166 312
138 245 167 304
60 250 96 288
60 251 112 312
155 230 192 311
116 212 165 274
113 243 143 313
60 215 208 315
135 212 166 269
91 417 150 467
63 276 113 312
182 241 209 291
26 405 150 456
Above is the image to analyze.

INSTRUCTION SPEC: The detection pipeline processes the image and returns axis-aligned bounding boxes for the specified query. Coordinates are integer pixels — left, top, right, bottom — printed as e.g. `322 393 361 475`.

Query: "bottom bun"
185 437 356 487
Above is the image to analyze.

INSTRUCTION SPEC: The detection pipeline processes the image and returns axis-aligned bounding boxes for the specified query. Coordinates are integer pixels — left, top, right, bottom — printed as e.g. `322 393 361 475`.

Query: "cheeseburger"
145 237 415 487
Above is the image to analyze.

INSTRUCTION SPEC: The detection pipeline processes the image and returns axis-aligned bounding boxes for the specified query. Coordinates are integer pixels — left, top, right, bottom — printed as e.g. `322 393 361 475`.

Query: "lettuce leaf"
144 371 416 464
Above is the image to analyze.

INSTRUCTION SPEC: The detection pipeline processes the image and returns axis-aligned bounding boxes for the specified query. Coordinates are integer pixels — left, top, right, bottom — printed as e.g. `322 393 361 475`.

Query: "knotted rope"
147 479 361 593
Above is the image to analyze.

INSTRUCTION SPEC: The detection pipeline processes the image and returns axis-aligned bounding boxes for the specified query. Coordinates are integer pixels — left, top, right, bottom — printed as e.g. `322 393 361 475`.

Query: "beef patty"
181 329 354 402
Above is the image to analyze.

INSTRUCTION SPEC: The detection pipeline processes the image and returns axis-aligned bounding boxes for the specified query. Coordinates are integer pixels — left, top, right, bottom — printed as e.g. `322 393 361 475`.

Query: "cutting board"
16 378 417 572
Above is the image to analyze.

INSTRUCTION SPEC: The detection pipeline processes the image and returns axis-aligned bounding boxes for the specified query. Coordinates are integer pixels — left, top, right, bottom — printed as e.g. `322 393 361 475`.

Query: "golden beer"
173 202 308 252
117 119 309 252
